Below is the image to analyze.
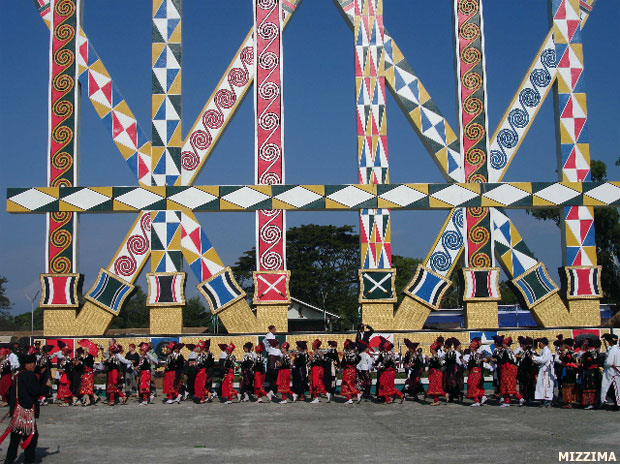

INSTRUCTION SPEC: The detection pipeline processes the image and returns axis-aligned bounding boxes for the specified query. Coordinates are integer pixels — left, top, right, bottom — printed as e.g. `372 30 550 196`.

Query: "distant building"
288 297 341 332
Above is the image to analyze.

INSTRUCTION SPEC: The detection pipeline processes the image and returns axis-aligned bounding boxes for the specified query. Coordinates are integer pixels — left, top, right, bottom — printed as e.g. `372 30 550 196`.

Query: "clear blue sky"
1 0 618 315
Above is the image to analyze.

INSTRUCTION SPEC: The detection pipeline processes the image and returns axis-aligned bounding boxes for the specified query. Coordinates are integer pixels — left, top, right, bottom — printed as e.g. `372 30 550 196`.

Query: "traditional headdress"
267 339 279 348
295 340 307 351
255 342 265 353
312 339 322 349
281 341 290 350
225 343 235 352
166 341 176 351
503 336 512 346
404 339 418 350
139 342 150 352
244 342 254 351
492 335 504 346
327 341 337 348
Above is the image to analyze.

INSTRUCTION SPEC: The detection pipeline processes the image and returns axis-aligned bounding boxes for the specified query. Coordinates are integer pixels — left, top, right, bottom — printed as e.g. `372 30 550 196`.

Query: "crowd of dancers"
0 325 618 410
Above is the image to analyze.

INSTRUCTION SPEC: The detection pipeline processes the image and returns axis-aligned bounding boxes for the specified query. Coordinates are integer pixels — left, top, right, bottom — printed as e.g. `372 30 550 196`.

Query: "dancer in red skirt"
79 345 98 406
253 342 269 402
194 340 215 403
220 343 239 404
309 339 326 403
376 340 404 404
0 348 12 407
277 342 295 404
340 339 362 404
163 342 185 404
492 336 524 407
136 342 157 405
56 345 75 406
466 338 487 406
426 342 446 406
104 344 127 406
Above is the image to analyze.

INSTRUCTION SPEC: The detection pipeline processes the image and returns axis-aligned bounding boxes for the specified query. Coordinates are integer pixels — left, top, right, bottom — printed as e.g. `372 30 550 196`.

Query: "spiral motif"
51 211 71 224
469 225 489 245
54 47 74 67
468 173 487 184
51 178 72 188
540 48 556 69
508 107 529 130
489 149 508 170
258 22 278 41
258 112 279 131
51 151 73 170
202 108 224 130
260 251 283 271
228 67 249 87
191 130 213 151
471 252 491 268
258 0 277 10
465 123 484 143
55 0 75 16
459 22 480 42
55 24 74 44
53 100 73 118
497 127 517 149
429 251 451 272
260 224 282 244
462 71 481 91
240 46 254 66
127 234 149 255
258 51 279 70
468 207 485 218
259 143 281 162
530 68 550 89
114 255 137 277
453 209 464 228
214 88 236 109
465 147 484 167
51 256 71 274
261 209 280 217
180 151 200 170
442 230 463 251
258 81 280 101
461 46 481 66
519 87 540 109
52 126 73 145
458 0 478 16
259 172 281 185
53 73 73 93
463 96 482 117
50 228 71 248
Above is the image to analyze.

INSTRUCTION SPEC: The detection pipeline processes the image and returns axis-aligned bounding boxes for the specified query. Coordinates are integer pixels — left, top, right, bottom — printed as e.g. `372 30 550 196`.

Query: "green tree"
183 296 212 329
0 276 11 316
109 285 149 329
527 160 620 306
391 254 423 305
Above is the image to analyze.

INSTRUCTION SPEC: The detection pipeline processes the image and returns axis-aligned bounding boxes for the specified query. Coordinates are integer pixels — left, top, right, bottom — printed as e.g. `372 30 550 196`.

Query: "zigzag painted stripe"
335 0 463 183
178 0 301 186
488 1 595 182
8 181 620 212
37 2 153 186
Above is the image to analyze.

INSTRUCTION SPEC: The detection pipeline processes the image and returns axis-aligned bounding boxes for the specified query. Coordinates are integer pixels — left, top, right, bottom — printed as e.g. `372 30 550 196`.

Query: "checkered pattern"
552 0 596 266
150 211 183 272
151 0 182 187
355 0 391 270
335 0 462 183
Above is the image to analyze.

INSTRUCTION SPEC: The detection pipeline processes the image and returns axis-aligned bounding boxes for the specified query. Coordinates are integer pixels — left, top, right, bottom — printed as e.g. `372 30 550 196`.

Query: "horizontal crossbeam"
7 182 620 213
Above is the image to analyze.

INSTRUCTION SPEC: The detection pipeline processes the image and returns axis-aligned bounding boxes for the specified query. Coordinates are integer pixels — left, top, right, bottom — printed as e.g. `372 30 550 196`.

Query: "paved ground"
1 396 618 464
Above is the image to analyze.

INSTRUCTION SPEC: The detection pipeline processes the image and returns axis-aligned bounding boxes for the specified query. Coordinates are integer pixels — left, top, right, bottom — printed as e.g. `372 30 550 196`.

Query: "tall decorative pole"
252 0 290 332
355 0 397 330
455 0 501 327
550 0 601 325
41 0 82 335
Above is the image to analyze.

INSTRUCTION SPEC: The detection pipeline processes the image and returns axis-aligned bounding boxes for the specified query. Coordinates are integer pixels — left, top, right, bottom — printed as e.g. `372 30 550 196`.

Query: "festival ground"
4 397 618 464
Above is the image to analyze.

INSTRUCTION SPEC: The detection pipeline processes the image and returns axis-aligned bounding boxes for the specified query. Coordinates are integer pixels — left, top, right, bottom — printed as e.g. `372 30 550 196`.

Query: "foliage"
108 285 149 329
0 276 11 318
391 255 422 305
527 160 620 306
183 296 212 329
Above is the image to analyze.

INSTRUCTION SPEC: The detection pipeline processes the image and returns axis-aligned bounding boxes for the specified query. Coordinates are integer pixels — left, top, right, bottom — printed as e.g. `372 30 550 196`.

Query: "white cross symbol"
363 272 391 295
257 274 287 298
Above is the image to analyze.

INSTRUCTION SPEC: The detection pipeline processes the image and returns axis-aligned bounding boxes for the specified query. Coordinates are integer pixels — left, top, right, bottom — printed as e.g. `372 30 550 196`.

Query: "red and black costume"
403 341 425 399
426 346 446 405
517 338 537 403
240 344 255 401
137 347 154 404
292 341 308 399
221 345 238 402
376 345 403 404
442 340 464 402
79 353 96 400
580 346 602 408
194 347 215 403
323 343 339 397
103 352 125 405
340 343 361 401
0 356 13 406
163 344 185 402
276 348 294 400
35 351 53 403
466 346 486 404
253 343 269 400
494 338 523 405
309 345 326 399
56 355 74 404
559 345 579 407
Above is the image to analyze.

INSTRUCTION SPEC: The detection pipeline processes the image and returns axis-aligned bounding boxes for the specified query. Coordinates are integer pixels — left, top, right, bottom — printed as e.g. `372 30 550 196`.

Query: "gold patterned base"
75 302 114 335
149 307 183 335
361 303 394 331
255 305 288 333
43 309 77 336
392 296 431 330
567 299 601 327
464 301 499 329
529 293 574 327
217 299 258 333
